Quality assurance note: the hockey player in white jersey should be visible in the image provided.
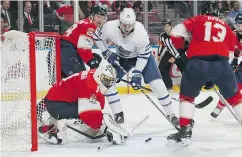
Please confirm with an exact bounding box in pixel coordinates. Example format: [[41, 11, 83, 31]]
[[93, 8, 179, 127]]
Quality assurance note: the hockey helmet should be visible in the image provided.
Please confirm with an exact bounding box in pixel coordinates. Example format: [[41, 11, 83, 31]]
[[91, 4, 107, 16], [119, 8, 136, 35], [235, 13, 242, 32], [235, 13, 242, 24], [163, 19, 171, 26], [201, 1, 219, 17], [93, 63, 117, 94]]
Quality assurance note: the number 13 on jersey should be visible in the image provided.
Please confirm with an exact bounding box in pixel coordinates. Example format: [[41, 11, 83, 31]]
[[204, 22, 226, 42]]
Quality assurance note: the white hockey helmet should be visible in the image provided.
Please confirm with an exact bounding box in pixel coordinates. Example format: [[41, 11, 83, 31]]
[[119, 8, 136, 35], [93, 64, 117, 94]]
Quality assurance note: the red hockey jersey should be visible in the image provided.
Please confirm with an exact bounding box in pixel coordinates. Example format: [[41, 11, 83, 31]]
[[61, 18, 97, 63], [182, 15, 235, 58], [45, 70, 105, 109]]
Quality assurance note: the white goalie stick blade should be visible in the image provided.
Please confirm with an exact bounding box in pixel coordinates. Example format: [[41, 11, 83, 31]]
[[103, 114, 130, 137]]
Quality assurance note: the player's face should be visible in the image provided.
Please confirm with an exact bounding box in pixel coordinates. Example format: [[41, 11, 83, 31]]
[[236, 23, 242, 34], [164, 24, 172, 34], [93, 14, 106, 27], [119, 22, 135, 35]]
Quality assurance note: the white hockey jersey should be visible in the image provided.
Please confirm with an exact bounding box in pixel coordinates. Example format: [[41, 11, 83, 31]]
[[93, 20, 151, 72], [94, 20, 151, 58]]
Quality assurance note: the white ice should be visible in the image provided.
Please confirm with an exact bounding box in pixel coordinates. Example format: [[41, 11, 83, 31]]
[[2, 91, 242, 157]]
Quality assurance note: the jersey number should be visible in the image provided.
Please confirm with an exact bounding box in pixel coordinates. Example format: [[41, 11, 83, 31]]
[[204, 22, 226, 42]]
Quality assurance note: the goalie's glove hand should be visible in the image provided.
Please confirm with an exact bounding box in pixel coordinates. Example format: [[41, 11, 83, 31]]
[[204, 81, 214, 90], [231, 58, 238, 70], [130, 70, 142, 90], [106, 129, 127, 145], [87, 53, 102, 69], [102, 49, 120, 66]]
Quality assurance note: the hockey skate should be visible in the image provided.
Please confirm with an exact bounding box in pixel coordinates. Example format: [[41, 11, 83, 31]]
[[167, 125, 192, 147], [167, 114, 180, 129], [211, 107, 223, 118], [114, 111, 124, 124], [38, 119, 68, 144]]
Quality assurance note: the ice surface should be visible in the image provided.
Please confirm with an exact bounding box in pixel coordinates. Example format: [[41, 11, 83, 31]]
[[2, 91, 242, 157]]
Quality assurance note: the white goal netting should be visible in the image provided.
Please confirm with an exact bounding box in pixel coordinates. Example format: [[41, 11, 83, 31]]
[[1, 31, 59, 151]]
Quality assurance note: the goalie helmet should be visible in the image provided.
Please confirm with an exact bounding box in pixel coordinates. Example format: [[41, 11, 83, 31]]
[[93, 64, 117, 94], [119, 8, 136, 35]]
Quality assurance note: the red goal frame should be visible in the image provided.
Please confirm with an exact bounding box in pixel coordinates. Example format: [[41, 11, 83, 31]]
[[28, 32, 61, 151]]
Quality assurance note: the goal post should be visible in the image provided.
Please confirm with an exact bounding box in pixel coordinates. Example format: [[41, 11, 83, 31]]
[[1, 31, 61, 151]]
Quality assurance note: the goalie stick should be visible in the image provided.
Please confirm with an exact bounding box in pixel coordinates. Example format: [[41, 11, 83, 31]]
[[120, 79, 213, 109]]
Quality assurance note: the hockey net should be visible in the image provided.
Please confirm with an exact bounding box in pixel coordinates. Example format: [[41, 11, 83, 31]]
[[1, 31, 61, 151]]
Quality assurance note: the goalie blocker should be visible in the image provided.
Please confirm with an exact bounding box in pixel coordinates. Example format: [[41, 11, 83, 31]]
[[39, 64, 129, 145]]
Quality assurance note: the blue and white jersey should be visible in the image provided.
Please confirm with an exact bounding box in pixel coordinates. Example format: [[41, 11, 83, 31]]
[[94, 20, 151, 72]]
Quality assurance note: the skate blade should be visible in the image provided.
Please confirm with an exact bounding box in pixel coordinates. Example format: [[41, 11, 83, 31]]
[[166, 138, 191, 147], [39, 133, 59, 144]]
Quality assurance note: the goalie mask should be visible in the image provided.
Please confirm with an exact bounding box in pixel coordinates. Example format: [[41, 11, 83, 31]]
[[119, 8, 136, 35], [93, 64, 117, 94]]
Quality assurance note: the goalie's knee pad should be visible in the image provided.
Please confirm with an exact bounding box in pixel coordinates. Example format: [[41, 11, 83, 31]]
[[105, 87, 123, 114], [149, 79, 171, 106]]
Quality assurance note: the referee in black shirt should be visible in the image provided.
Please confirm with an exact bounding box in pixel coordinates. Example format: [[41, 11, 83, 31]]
[[157, 19, 188, 90]]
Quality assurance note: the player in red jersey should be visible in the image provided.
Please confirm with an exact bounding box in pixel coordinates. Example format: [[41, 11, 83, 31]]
[[60, 4, 124, 125], [166, 1, 242, 146], [39, 64, 130, 145], [210, 12, 242, 118], [60, 5, 106, 78]]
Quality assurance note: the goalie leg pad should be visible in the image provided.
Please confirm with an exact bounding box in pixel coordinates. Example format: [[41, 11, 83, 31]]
[[103, 113, 130, 137]]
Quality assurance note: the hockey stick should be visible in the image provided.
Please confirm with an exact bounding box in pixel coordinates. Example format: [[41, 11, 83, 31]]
[[139, 88, 180, 131], [213, 87, 242, 126], [67, 125, 107, 139], [97, 115, 150, 151], [120, 79, 213, 108]]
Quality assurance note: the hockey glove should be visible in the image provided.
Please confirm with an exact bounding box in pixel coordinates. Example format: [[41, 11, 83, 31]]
[[87, 58, 100, 69], [204, 81, 214, 90], [102, 49, 120, 66], [231, 58, 238, 70], [130, 70, 142, 90], [87, 53, 102, 69]]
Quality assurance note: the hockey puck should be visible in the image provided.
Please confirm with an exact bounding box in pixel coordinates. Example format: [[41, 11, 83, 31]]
[[145, 137, 152, 143], [97, 146, 101, 150]]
